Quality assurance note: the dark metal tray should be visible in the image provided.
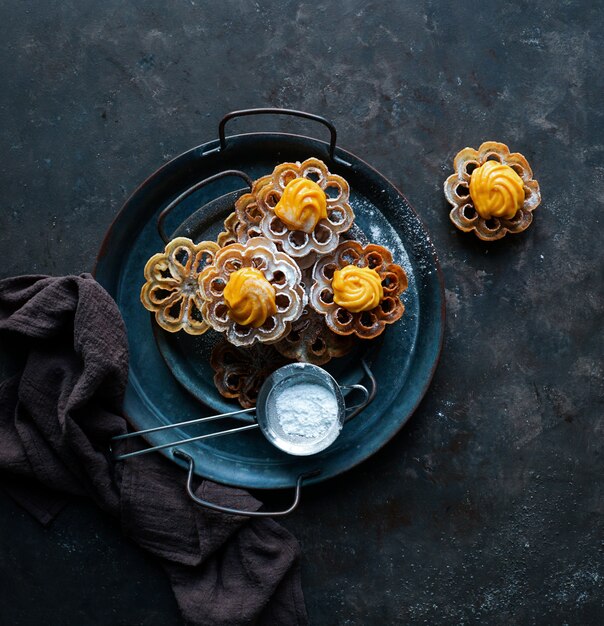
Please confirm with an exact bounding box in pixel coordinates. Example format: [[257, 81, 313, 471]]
[[94, 110, 445, 490]]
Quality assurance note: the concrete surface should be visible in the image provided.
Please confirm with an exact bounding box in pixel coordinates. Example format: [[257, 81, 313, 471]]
[[1, 1, 602, 624]]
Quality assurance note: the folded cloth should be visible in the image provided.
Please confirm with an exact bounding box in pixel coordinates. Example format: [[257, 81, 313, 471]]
[[0, 274, 308, 626]]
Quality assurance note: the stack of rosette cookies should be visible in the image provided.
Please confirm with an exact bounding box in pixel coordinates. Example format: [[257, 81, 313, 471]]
[[141, 157, 408, 407]]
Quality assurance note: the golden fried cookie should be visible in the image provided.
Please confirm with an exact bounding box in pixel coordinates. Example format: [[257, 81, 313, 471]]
[[309, 240, 408, 339], [444, 141, 541, 241], [274, 307, 355, 365], [223, 267, 277, 328], [140, 237, 219, 335], [216, 211, 240, 248], [274, 177, 328, 233], [210, 340, 291, 408], [255, 158, 354, 267], [199, 237, 306, 346]]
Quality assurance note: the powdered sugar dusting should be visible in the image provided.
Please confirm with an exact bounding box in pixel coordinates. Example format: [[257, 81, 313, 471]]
[[350, 192, 417, 284], [275, 382, 339, 439]]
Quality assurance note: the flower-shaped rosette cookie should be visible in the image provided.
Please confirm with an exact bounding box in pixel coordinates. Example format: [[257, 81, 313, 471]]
[[256, 158, 354, 267], [444, 141, 541, 241], [140, 237, 219, 335], [216, 211, 240, 248], [310, 241, 408, 339], [275, 307, 355, 365], [199, 238, 306, 346], [217, 176, 272, 248], [225, 174, 271, 245], [210, 340, 291, 408]]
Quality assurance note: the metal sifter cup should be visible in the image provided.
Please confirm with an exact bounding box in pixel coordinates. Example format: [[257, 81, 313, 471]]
[[257, 363, 369, 456]]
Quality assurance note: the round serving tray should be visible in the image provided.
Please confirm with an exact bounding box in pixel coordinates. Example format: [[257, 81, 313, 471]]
[[94, 111, 445, 490]]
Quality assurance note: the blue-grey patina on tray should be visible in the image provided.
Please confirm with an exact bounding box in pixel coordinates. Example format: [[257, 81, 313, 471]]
[[94, 132, 445, 489]]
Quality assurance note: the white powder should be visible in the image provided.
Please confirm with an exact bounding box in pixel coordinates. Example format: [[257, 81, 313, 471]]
[[275, 383, 339, 439]]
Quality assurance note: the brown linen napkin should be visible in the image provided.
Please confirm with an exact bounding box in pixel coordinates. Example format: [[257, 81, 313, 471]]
[[0, 274, 308, 626]]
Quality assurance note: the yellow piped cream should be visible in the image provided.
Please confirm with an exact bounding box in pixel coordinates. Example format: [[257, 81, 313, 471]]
[[223, 267, 276, 328], [332, 265, 383, 313], [274, 177, 327, 233], [469, 161, 525, 220]]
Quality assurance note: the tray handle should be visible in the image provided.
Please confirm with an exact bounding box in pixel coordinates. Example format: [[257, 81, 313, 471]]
[[173, 449, 321, 517], [157, 169, 253, 244], [218, 108, 338, 162]]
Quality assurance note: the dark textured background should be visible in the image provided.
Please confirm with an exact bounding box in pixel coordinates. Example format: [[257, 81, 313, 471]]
[[1, 1, 603, 624]]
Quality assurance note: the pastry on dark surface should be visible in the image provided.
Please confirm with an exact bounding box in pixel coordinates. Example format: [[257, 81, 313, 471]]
[[444, 141, 541, 241]]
